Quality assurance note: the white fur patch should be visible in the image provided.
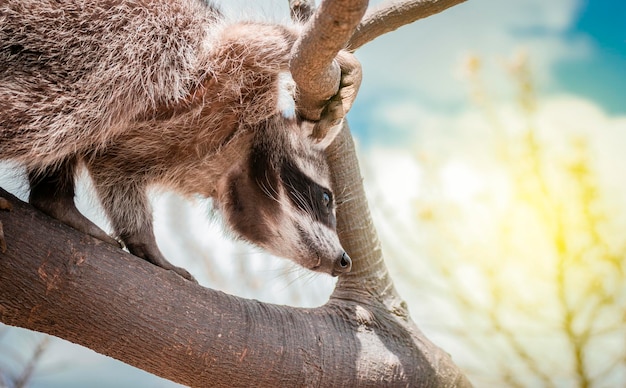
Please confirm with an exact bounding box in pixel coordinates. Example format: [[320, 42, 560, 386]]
[[277, 72, 296, 118]]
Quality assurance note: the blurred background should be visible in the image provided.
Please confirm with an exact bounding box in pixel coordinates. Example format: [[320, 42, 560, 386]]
[[1, 0, 625, 386]]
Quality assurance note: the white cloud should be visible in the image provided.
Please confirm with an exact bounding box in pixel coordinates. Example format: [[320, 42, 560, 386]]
[[361, 94, 626, 229]]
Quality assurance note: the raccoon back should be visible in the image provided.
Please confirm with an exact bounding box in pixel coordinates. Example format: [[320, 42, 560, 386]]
[[0, 0, 217, 169]]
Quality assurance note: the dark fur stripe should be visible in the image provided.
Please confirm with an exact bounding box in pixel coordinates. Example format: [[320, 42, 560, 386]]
[[249, 141, 279, 197], [280, 158, 336, 229]]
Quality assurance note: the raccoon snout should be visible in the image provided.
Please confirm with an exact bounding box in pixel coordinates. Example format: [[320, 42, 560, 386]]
[[332, 251, 352, 276]]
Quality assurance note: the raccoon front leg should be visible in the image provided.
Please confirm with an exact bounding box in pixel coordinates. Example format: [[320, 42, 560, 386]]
[[89, 171, 196, 282], [28, 158, 120, 247], [0, 197, 12, 253]]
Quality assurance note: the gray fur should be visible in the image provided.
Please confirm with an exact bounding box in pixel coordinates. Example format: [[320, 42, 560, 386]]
[[0, 0, 352, 279]]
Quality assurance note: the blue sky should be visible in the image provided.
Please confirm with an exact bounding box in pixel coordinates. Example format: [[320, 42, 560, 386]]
[[349, 0, 625, 146], [556, 0, 626, 114]]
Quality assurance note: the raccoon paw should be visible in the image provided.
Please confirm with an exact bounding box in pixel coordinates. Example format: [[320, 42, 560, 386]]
[[311, 51, 362, 140], [0, 197, 12, 253], [151, 257, 197, 283], [335, 50, 362, 115], [30, 195, 121, 248], [170, 265, 196, 283], [125, 239, 197, 283]]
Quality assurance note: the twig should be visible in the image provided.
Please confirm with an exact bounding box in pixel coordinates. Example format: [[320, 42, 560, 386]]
[[348, 0, 468, 50], [13, 337, 50, 388]]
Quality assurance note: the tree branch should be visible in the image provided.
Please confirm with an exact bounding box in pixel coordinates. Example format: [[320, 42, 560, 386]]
[[348, 0, 469, 51], [325, 122, 392, 301], [0, 185, 471, 387], [289, 0, 368, 122], [289, 0, 468, 140]]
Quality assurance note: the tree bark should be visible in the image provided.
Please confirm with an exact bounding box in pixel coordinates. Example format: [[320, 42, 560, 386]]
[[348, 0, 469, 51]]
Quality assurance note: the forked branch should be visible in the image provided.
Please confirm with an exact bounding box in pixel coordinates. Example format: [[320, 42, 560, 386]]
[[289, 0, 468, 141], [349, 0, 469, 50]]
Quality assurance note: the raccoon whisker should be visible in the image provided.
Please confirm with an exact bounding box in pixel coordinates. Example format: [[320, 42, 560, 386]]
[[285, 180, 313, 214], [282, 268, 319, 289], [264, 171, 280, 197], [256, 178, 279, 203], [291, 189, 313, 214], [336, 195, 356, 206], [307, 185, 316, 211]]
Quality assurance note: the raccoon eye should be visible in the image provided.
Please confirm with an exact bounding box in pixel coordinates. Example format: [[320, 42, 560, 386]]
[[322, 191, 331, 208]]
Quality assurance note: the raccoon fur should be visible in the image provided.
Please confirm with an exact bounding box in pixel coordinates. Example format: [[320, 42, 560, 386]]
[[0, 0, 354, 281]]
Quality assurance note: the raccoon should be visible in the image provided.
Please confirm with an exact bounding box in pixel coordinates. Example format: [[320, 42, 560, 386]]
[[0, 0, 356, 281]]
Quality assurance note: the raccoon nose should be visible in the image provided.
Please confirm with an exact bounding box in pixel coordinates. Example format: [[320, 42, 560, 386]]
[[334, 251, 352, 275]]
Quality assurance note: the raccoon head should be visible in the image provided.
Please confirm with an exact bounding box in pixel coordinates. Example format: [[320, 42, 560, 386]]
[[217, 115, 351, 276]]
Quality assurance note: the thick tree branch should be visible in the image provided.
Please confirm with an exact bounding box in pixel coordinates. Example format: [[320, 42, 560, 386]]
[[348, 0, 469, 50], [0, 184, 471, 387]]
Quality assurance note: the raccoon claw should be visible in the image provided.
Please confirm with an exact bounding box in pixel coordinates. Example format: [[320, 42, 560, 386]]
[[171, 267, 197, 283], [114, 236, 126, 249], [157, 262, 197, 283], [0, 197, 12, 253], [124, 239, 197, 283], [312, 51, 362, 140]]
